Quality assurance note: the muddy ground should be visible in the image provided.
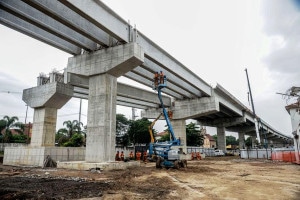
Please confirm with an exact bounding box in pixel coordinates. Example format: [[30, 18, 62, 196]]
[[0, 156, 299, 200]]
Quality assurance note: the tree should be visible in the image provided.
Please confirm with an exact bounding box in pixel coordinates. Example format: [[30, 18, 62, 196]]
[[55, 120, 84, 147], [245, 137, 253, 148], [186, 122, 204, 146], [116, 114, 130, 146], [63, 133, 84, 147], [0, 116, 24, 143], [58, 120, 83, 139], [127, 118, 152, 145], [226, 135, 238, 145], [159, 132, 170, 142]]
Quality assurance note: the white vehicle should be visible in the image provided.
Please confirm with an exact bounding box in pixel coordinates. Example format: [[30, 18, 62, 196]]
[[214, 150, 225, 156]]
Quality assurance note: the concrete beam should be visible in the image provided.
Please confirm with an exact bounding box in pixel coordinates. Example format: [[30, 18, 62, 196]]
[[213, 87, 244, 117], [132, 67, 196, 99], [124, 71, 184, 99], [1, 0, 97, 51], [22, 82, 73, 109], [200, 117, 246, 127], [72, 92, 150, 109], [66, 74, 171, 107], [226, 125, 255, 133], [137, 32, 211, 97], [23, 0, 110, 47], [59, 0, 129, 43], [0, 8, 81, 54], [142, 59, 203, 97], [117, 82, 171, 106], [172, 96, 219, 119], [67, 42, 144, 77]]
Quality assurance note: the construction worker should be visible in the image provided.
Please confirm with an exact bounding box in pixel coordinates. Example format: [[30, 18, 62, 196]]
[[159, 71, 164, 84], [168, 110, 173, 119], [115, 151, 120, 161], [120, 151, 124, 161], [153, 72, 159, 89], [196, 152, 201, 160], [143, 151, 148, 163], [191, 151, 195, 160], [129, 151, 134, 160], [136, 151, 141, 161]]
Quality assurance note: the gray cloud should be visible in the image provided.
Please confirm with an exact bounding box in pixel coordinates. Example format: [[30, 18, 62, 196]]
[[261, 0, 300, 91]]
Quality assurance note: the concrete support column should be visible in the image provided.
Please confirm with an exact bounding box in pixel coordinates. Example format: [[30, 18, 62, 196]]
[[238, 132, 245, 149], [30, 107, 57, 147], [172, 119, 187, 153], [217, 127, 226, 152], [85, 74, 117, 162]]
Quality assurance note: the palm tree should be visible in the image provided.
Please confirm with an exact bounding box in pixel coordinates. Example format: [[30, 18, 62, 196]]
[[0, 116, 24, 143], [59, 120, 83, 139]]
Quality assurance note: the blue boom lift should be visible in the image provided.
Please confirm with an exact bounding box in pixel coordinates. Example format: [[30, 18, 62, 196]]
[[149, 72, 187, 169]]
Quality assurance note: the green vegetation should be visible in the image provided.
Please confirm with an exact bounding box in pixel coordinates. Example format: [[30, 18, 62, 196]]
[[55, 120, 85, 147], [0, 116, 28, 143], [186, 122, 204, 146]]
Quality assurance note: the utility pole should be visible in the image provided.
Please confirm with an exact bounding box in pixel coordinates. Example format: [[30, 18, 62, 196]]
[[79, 98, 82, 124], [245, 68, 261, 144]]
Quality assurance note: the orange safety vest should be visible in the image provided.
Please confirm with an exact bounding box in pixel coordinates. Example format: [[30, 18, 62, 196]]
[[129, 152, 134, 158], [136, 151, 141, 160]]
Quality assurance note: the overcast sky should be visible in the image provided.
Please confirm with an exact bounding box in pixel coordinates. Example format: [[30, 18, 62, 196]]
[[0, 0, 299, 137]]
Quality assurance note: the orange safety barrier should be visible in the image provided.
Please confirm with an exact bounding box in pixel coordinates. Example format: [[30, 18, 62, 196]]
[[271, 151, 298, 163]]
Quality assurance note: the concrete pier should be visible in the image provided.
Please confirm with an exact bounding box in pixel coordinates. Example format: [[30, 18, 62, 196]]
[[217, 127, 226, 152]]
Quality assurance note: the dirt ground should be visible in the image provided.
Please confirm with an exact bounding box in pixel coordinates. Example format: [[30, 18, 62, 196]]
[[0, 156, 299, 200]]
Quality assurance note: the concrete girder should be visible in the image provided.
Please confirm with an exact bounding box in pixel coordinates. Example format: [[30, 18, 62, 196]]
[[226, 126, 255, 133], [59, 0, 129, 43], [22, 82, 73, 109], [172, 96, 219, 120], [200, 116, 246, 128], [132, 66, 196, 99], [137, 32, 211, 97], [117, 96, 158, 108], [22, 0, 110, 47], [73, 92, 150, 109], [67, 42, 144, 77], [57, 0, 212, 97], [213, 89, 244, 117], [141, 108, 166, 120], [142, 59, 203, 97], [0, 0, 97, 51], [0, 9, 81, 55], [65, 73, 171, 107], [124, 71, 184, 99], [117, 82, 171, 106]]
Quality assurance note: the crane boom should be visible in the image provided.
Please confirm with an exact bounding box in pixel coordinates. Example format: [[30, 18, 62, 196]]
[[148, 113, 163, 143]]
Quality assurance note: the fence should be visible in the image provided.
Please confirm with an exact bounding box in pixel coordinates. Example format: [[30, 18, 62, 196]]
[[240, 148, 297, 163], [187, 147, 215, 157], [0, 143, 28, 151]]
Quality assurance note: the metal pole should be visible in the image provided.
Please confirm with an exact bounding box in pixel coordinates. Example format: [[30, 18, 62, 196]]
[[79, 98, 82, 124], [25, 105, 30, 144], [245, 68, 261, 144]]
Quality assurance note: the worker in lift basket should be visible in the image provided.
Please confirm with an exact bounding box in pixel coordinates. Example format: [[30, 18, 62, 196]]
[[159, 71, 164, 84], [153, 72, 159, 88]]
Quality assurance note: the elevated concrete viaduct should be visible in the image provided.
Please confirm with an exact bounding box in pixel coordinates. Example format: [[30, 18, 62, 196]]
[[1, 0, 292, 168]]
